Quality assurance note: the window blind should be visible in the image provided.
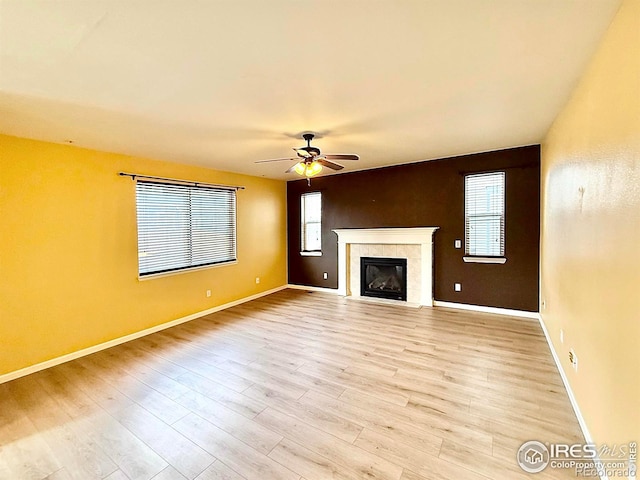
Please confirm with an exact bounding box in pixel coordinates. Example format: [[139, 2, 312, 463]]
[[136, 181, 236, 276], [465, 172, 505, 257], [301, 192, 322, 252]]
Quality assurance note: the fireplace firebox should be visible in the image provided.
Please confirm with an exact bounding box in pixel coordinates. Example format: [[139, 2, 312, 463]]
[[360, 257, 407, 301]]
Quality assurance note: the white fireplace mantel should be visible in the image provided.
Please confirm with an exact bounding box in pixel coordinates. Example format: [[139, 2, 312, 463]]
[[333, 227, 439, 306]]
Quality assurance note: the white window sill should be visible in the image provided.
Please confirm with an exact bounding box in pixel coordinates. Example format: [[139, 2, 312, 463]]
[[139, 260, 238, 280], [300, 251, 322, 257], [463, 256, 507, 264]]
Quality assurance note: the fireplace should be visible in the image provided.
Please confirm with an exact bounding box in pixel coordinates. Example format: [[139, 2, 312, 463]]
[[333, 227, 438, 306], [360, 257, 407, 301]]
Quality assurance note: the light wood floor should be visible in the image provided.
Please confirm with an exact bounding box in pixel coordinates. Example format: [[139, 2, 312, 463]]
[[0, 289, 585, 480]]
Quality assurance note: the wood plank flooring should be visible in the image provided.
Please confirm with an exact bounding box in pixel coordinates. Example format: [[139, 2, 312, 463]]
[[0, 289, 586, 479]]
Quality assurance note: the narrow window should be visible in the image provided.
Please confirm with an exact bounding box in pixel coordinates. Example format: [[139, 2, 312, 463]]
[[300, 192, 322, 254], [136, 181, 236, 276], [465, 172, 505, 257]]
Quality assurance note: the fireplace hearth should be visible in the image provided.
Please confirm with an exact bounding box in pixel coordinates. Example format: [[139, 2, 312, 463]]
[[360, 257, 407, 301]]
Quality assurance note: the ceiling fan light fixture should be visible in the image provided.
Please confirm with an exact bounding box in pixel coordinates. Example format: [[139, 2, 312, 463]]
[[293, 162, 307, 175], [305, 161, 323, 177]]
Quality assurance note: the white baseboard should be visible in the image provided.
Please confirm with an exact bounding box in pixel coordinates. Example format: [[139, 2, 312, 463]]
[[537, 315, 594, 443], [289, 290, 537, 316], [537, 315, 614, 480], [286, 284, 340, 295], [0, 285, 287, 385], [433, 300, 539, 319]]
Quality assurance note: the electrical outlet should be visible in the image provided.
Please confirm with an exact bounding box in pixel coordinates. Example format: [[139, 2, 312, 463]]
[[560, 329, 564, 344], [255, 277, 260, 284], [454, 239, 462, 249], [569, 349, 578, 371], [454, 283, 461, 292], [323, 272, 328, 280], [206, 290, 211, 298]]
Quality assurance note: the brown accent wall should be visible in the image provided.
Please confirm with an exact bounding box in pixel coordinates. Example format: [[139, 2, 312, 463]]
[[287, 145, 540, 311]]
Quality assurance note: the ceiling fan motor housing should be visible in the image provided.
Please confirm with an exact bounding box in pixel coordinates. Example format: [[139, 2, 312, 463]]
[[296, 134, 321, 158], [297, 147, 321, 159]]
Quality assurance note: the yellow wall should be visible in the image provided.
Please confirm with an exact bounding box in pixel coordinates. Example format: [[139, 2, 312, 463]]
[[0, 134, 287, 376], [541, 0, 639, 444]]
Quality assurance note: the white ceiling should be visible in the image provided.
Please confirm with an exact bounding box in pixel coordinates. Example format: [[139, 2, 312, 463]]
[[0, 0, 621, 180]]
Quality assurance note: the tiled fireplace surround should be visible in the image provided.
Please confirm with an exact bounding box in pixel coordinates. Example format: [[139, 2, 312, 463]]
[[333, 228, 439, 306]]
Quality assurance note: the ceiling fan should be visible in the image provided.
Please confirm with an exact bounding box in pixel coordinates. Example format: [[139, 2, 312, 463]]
[[255, 133, 359, 184]]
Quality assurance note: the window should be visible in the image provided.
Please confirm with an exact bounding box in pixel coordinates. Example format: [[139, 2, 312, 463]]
[[136, 181, 236, 276], [300, 192, 321, 254], [465, 171, 505, 258]]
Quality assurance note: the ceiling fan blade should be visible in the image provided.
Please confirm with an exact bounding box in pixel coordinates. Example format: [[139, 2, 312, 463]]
[[255, 157, 298, 164], [324, 154, 359, 161], [317, 159, 344, 171]]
